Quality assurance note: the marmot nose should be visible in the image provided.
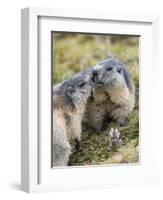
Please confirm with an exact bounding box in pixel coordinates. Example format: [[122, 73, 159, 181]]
[[91, 70, 98, 82], [92, 70, 98, 77]]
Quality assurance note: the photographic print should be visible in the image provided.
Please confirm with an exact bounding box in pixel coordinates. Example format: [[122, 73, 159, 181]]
[[21, 9, 159, 192], [52, 32, 139, 167]]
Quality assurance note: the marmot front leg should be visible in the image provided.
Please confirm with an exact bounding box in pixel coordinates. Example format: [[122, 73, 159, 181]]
[[53, 111, 72, 167], [110, 106, 130, 127], [70, 118, 82, 150], [117, 116, 127, 126], [85, 103, 106, 133], [53, 141, 71, 167], [53, 129, 71, 167], [91, 115, 104, 133]]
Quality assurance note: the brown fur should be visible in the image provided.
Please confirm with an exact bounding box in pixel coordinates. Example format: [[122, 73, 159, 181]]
[[53, 90, 87, 142], [52, 75, 92, 166], [84, 78, 135, 131]]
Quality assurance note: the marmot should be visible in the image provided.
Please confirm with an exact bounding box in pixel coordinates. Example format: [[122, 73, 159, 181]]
[[52, 73, 92, 166], [84, 58, 135, 132]]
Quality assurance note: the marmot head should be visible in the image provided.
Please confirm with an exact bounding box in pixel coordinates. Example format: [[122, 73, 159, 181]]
[[91, 58, 133, 92], [60, 74, 92, 108]]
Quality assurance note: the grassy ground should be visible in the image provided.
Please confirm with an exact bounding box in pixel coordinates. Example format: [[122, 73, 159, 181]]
[[52, 32, 139, 165]]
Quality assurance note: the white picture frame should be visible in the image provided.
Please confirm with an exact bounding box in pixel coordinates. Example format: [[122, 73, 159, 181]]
[[21, 7, 159, 193]]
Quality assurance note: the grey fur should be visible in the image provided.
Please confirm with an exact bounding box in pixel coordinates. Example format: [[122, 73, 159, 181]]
[[53, 74, 92, 166]]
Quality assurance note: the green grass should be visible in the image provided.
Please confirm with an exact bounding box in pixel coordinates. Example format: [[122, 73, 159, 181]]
[[52, 32, 139, 165]]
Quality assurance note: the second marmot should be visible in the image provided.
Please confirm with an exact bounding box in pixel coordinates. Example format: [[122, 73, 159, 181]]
[[84, 58, 135, 132], [53, 73, 92, 166]]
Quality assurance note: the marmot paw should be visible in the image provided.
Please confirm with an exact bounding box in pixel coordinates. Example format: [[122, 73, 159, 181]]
[[118, 117, 126, 127]]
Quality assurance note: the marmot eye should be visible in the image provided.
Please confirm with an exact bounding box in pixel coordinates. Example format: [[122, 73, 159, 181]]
[[67, 86, 72, 89], [78, 82, 86, 87], [106, 67, 113, 71], [118, 68, 122, 74]]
